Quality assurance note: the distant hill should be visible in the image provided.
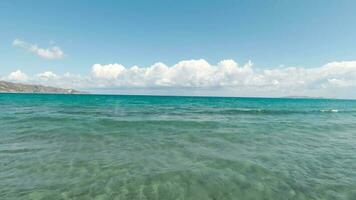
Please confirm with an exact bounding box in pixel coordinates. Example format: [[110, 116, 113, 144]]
[[282, 95, 326, 99], [0, 81, 84, 94]]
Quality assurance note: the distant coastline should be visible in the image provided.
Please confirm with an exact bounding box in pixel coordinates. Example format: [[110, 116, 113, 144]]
[[1, 81, 352, 100], [281, 95, 327, 99], [0, 80, 84, 94]]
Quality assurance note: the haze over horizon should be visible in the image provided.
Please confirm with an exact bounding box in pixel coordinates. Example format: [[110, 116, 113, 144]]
[[1, 0, 356, 98]]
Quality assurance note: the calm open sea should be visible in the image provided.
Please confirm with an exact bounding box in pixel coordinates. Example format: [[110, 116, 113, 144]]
[[1, 94, 356, 200]]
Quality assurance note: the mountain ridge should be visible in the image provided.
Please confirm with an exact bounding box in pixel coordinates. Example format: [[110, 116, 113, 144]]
[[0, 80, 84, 94]]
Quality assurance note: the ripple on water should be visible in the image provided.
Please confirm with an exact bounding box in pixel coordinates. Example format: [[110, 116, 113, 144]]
[[1, 94, 356, 200]]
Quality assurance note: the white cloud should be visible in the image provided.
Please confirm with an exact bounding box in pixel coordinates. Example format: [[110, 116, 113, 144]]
[[2, 59, 356, 98], [88, 59, 255, 88], [92, 63, 125, 79], [6, 70, 29, 82], [36, 71, 58, 81], [12, 39, 64, 60]]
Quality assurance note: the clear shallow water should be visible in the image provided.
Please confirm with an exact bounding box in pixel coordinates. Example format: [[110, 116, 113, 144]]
[[1, 94, 356, 200]]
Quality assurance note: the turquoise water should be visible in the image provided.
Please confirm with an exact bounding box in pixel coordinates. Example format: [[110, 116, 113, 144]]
[[1, 94, 356, 200]]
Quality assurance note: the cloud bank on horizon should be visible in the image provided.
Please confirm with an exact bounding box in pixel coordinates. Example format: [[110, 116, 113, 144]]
[[12, 39, 64, 60], [2, 59, 356, 98]]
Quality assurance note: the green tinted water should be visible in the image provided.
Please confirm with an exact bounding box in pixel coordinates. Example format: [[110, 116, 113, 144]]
[[1, 94, 356, 200]]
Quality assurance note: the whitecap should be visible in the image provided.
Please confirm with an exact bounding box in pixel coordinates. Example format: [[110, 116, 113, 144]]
[[320, 109, 339, 113]]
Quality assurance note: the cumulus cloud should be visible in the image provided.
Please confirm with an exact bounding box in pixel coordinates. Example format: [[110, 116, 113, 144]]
[[12, 39, 64, 60], [92, 64, 125, 79], [6, 70, 29, 82], [36, 71, 58, 81], [89, 59, 254, 88], [2, 59, 356, 98]]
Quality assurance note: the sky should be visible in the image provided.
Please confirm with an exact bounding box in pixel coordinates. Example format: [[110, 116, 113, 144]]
[[1, 0, 356, 98]]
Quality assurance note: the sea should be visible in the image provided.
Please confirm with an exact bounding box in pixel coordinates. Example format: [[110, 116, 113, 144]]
[[1, 93, 355, 200]]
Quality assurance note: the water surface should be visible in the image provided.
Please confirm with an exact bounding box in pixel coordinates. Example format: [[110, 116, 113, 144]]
[[1, 94, 356, 200]]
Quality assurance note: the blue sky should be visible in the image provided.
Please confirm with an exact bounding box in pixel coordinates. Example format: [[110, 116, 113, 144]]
[[1, 0, 356, 97]]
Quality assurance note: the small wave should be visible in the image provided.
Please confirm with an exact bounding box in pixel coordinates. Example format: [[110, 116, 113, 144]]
[[196, 108, 346, 115], [320, 109, 339, 113]]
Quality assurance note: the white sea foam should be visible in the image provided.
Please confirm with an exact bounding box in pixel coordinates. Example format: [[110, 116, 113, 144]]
[[320, 109, 339, 113]]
